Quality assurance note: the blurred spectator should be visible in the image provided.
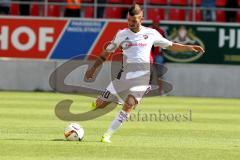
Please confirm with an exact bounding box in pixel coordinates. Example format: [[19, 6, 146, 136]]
[[150, 17, 166, 94], [64, 0, 81, 17], [19, 0, 30, 15], [97, 0, 107, 18], [226, 0, 238, 22], [201, 0, 215, 21], [0, 0, 10, 15], [122, 0, 132, 18]]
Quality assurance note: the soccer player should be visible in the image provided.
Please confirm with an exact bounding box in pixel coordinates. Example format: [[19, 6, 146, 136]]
[[84, 4, 204, 143]]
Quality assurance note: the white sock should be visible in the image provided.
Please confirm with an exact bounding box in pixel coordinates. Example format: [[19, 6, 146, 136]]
[[104, 110, 129, 137]]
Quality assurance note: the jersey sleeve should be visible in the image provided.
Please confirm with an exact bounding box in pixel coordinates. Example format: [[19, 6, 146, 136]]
[[105, 30, 121, 52], [153, 29, 173, 49]]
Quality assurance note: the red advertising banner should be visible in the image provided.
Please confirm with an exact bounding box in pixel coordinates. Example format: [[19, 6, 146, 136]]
[[0, 17, 67, 59]]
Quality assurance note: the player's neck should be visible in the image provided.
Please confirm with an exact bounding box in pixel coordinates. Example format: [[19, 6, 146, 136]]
[[130, 26, 142, 33]]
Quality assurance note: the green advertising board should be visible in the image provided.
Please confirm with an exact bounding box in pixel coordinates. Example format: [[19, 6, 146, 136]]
[[145, 21, 240, 65]]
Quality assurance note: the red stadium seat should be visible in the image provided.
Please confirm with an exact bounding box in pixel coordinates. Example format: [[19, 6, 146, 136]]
[[147, 8, 165, 20], [83, 6, 94, 18], [216, 10, 226, 22], [238, 0, 240, 6], [30, 3, 40, 16], [215, 0, 227, 7], [189, 9, 202, 21], [48, 5, 61, 17], [189, 0, 201, 6], [108, 0, 122, 3], [148, 0, 167, 5], [237, 11, 240, 22], [104, 7, 122, 18], [10, 4, 19, 15], [168, 9, 186, 20], [122, 0, 132, 4], [170, 0, 188, 5], [135, 0, 144, 4]]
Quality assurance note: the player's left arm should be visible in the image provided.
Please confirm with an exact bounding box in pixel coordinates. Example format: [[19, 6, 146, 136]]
[[167, 43, 205, 54]]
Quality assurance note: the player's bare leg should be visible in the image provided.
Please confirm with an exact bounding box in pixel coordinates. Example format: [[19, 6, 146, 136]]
[[92, 98, 111, 110], [101, 94, 138, 143]]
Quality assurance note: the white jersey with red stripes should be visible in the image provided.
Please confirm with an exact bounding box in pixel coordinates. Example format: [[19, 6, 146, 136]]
[[111, 25, 172, 64], [103, 26, 173, 103]]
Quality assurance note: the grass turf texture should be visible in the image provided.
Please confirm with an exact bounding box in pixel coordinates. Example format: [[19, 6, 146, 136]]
[[0, 91, 240, 160]]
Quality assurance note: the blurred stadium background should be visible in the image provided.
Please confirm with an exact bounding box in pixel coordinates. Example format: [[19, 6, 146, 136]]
[[0, 0, 240, 97], [0, 1, 240, 160]]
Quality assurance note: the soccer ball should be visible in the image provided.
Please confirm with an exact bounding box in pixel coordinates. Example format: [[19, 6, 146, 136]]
[[64, 123, 84, 141]]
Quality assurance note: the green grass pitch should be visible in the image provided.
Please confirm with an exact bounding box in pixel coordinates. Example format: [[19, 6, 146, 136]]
[[0, 91, 240, 160]]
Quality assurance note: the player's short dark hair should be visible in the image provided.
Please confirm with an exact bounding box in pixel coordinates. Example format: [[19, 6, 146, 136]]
[[128, 3, 142, 16]]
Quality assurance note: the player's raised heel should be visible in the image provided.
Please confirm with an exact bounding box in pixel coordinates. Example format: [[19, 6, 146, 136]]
[[101, 134, 111, 143]]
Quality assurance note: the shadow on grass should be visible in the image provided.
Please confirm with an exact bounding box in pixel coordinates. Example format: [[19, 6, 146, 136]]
[[0, 138, 101, 143], [52, 139, 100, 143]]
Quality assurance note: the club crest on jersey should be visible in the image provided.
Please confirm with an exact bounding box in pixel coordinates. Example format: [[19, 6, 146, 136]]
[[143, 35, 148, 39], [125, 37, 129, 40]]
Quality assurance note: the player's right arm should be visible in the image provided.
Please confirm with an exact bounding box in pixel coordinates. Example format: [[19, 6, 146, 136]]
[[84, 31, 121, 80]]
